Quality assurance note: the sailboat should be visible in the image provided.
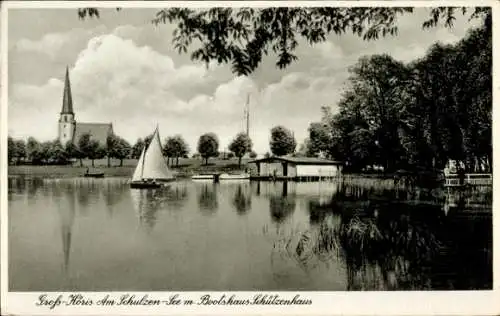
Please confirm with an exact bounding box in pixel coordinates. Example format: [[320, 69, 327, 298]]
[[130, 127, 175, 189]]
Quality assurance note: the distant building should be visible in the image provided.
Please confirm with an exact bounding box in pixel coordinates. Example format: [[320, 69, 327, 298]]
[[58, 67, 113, 146], [249, 156, 343, 179]]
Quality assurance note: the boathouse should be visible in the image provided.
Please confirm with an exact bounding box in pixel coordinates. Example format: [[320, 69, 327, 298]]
[[249, 156, 343, 180]]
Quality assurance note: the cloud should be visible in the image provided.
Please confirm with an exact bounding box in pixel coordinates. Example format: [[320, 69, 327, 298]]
[[8, 78, 64, 139], [9, 28, 344, 154], [14, 26, 108, 60]]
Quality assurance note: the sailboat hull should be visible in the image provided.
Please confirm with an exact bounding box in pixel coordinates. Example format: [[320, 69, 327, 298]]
[[130, 181, 163, 189]]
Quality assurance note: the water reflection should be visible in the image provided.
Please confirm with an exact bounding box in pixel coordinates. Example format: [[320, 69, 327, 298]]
[[232, 184, 252, 215], [130, 189, 165, 230], [269, 182, 296, 223], [8, 177, 492, 291], [164, 184, 189, 209], [197, 183, 218, 214], [283, 183, 493, 290], [75, 181, 101, 215], [58, 183, 75, 273]]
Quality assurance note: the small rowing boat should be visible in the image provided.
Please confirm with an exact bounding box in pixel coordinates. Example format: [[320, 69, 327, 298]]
[[84, 173, 104, 178], [83, 168, 104, 178]]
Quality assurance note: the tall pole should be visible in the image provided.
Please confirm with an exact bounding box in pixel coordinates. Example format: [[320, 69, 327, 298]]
[[245, 94, 250, 137]]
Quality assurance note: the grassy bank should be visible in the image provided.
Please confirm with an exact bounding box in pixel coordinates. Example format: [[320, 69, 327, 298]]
[[8, 157, 255, 179]]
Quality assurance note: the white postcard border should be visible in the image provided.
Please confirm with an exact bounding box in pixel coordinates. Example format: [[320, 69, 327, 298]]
[[1, 1, 499, 315]]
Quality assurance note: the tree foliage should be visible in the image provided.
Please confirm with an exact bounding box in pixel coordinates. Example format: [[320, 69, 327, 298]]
[[131, 138, 145, 159], [88, 140, 106, 167], [229, 132, 253, 167], [7, 137, 17, 164], [197, 133, 219, 165], [270, 126, 296, 157], [78, 133, 106, 167], [8, 136, 70, 165], [65, 140, 83, 166], [7, 137, 26, 164], [318, 19, 491, 174], [78, 7, 490, 76], [307, 112, 333, 157], [107, 135, 131, 167], [10, 133, 130, 167], [163, 135, 189, 166]]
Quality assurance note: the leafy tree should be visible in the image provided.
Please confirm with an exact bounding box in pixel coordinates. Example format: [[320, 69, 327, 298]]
[[78, 7, 490, 76], [321, 18, 491, 174], [348, 54, 410, 171], [297, 138, 310, 157], [26, 137, 42, 164], [227, 152, 235, 159], [229, 132, 253, 167], [105, 135, 132, 167], [162, 138, 174, 165], [130, 135, 153, 160], [197, 133, 219, 165], [77, 133, 92, 162], [106, 134, 118, 167], [113, 137, 132, 167], [87, 140, 106, 167], [49, 140, 69, 165], [270, 126, 296, 157], [14, 139, 26, 164], [65, 140, 83, 166], [164, 135, 189, 167], [264, 152, 271, 158], [144, 134, 154, 149], [8, 136, 16, 165], [307, 122, 332, 158], [249, 151, 257, 159], [131, 138, 145, 159]]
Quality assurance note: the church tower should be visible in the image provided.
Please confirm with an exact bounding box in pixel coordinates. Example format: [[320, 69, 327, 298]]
[[58, 66, 76, 145]]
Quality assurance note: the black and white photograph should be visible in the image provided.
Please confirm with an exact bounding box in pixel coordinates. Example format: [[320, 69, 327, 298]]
[[1, 1, 498, 314]]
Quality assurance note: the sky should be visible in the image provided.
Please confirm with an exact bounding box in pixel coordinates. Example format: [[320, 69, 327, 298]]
[[7, 7, 482, 154]]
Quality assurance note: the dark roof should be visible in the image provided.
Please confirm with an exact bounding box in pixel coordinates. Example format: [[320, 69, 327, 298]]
[[73, 123, 113, 145], [249, 156, 343, 165], [61, 66, 74, 114]]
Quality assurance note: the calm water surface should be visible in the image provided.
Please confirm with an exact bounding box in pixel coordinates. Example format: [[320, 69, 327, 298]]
[[8, 177, 492, 291]]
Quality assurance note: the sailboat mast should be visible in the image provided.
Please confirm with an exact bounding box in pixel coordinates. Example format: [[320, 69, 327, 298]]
[[140, 146, 146, 180]]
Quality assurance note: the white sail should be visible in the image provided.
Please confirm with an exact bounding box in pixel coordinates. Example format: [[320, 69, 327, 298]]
[[142, 128, 174, 180], [131, 146, 146, 182]]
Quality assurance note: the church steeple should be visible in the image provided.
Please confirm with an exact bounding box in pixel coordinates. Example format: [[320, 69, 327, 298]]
[[58, 66, 76, 145], [61, 66, 74, 114]]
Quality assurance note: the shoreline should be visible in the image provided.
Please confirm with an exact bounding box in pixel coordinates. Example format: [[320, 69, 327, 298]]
[[7, 159, 252, 180]]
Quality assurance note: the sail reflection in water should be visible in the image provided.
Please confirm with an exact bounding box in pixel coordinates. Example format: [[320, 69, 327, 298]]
[[8, 177, 492, 291], [130, 189, 163, 229]]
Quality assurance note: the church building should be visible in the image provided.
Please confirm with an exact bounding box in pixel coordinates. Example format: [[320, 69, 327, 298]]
[[58, 67, 113, 146]]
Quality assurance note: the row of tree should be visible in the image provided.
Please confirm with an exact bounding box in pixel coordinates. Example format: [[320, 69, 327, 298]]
[[304, 17, 491, 174], [9, 128, 296, 167], [9, 124, 302, 167]]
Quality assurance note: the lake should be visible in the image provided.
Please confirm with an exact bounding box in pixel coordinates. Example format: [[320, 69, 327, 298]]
[[8, 177, 492, 291]]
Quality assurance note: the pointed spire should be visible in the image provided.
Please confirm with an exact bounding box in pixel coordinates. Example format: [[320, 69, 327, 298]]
[[61, 66, 74, 114]]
